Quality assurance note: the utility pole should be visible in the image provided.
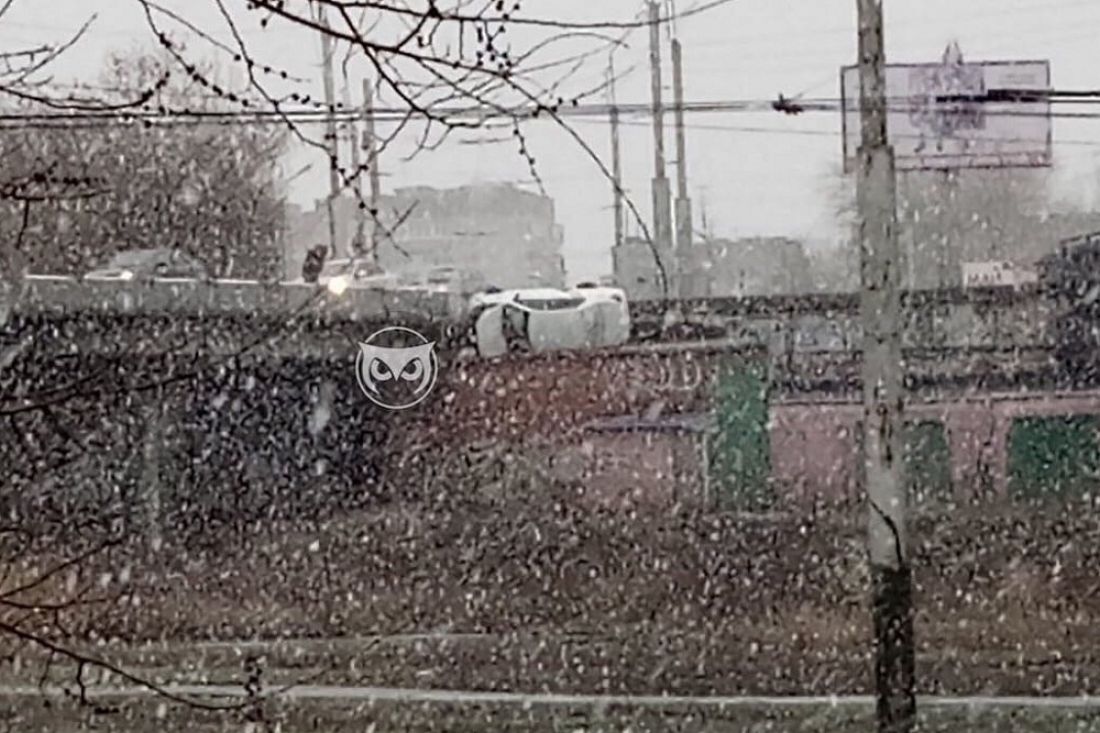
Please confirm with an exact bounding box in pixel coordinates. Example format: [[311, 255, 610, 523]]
[[343, 81, 367, 257], [316, 3, 341, 258], [648, 0, 675, 298], [855, 1, 915, 732], [608, 55, 624, 250], [700, 193, 709, 238], [671, 37, 693, 256], [362, 77, 382, 268]]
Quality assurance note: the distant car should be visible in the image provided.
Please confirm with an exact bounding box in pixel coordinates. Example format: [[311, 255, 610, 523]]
[[307, 258, 399, 294], [85, 248, 209, 282], [417, 265, 489, 295]]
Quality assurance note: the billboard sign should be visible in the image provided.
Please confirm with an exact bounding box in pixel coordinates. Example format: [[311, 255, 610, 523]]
[[841, 44, 1051, 172], [962, 261, 1038, 289]]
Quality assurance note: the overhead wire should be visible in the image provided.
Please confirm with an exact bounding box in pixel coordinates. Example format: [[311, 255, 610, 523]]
[[571, 116, 1100, 149], [1, 92, 1098, 127]]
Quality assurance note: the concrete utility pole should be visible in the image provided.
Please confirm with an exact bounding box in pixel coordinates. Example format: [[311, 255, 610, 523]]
[[671, 38, 693, 255], [316, 3, 341, 257], [647, 0, 675, 297], [608, 55, 625, 250], [343, 80, 367, 257], [855, 1, 915, 731], [362, 77, 383, 267]]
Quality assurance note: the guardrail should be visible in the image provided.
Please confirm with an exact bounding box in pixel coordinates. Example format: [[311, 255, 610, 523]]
[[15, 275, 470, 322], [7, 275, 1061, 358]]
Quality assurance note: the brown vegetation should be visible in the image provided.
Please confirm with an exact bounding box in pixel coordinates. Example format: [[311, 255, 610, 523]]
[[8, 486, 1100, 697]]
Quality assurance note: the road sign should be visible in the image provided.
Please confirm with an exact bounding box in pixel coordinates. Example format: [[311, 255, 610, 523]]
[[841, 44, 1051, 172]]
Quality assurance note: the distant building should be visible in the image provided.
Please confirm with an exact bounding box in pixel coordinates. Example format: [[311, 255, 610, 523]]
[[612, 237, 665, 300], [287, 183, 565, 288], [893, 209, 1100, 291], [612, 235, 812, 300]]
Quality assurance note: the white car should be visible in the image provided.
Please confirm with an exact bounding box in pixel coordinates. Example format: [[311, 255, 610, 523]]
[[572, 282, 627, 305], [470, 287, 577, 310], [470, 285, 631, 357]]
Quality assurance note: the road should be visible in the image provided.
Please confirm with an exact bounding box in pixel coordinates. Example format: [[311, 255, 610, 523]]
[[3, 683, 1099, 710]]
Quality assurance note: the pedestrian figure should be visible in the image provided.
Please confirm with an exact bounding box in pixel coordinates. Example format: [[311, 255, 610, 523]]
[[301, 244, 328, 283]]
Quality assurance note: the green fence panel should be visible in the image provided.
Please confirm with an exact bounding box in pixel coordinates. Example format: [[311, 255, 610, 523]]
[[903, 420, 952, 507], [710, 357, 772, 511], [1007, 415, 1100, 501]]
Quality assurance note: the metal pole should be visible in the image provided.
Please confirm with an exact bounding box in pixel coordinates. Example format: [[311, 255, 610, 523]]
[[672, 38, 693, 254], [855, 1, 915, 731], [648, 0, 674, 297], [317, 3, 341, 258], [343, 81, 366, 257], [608, 55, 624, 250], [943, 169, 957, 288], [362, 77, 382, 268]]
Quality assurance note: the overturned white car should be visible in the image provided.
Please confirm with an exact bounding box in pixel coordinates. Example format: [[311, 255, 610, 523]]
[[468, 284, 631, 358]]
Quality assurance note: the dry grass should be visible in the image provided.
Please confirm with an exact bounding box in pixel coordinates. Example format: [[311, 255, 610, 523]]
[[5, 495, 1100, 696]]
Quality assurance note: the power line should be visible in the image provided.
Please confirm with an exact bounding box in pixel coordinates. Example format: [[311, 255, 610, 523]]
[[4, 90, 1100, 128], [572, 116, 1100, 148], [0, 96, 1073, 118]]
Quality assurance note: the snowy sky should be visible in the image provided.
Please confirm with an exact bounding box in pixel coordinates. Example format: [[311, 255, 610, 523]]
[[3, 0, 1099, 281]]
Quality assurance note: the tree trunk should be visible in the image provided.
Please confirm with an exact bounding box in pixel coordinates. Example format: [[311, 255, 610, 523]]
[[1, 201, 31, 365]]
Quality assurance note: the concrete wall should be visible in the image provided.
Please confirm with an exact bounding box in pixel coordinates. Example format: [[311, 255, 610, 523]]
[[411, 347, 763, 448], [612, 240, 664, 300], [770, 392, 1100, 503], [549, 432, 707, 511]]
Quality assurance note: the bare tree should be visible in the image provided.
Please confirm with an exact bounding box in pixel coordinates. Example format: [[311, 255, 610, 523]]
[[1, 0, 735, 721], [2, 52, 288, 279]]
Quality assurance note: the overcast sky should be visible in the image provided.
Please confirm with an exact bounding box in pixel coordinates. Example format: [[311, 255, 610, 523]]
[[3, 0, 1099, 281]]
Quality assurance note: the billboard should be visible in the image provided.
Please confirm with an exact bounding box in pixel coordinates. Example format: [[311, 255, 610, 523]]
[[962, 261, 1038, 289], [841, 47, 1051, 173]]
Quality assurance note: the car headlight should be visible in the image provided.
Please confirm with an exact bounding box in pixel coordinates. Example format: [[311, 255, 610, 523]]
[[327, 274, 350, 296]]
